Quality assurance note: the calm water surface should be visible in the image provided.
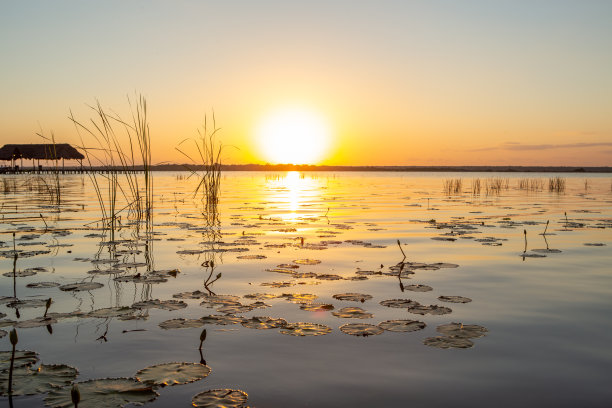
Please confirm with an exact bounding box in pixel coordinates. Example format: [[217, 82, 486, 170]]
[[1, 172, 611, 407]]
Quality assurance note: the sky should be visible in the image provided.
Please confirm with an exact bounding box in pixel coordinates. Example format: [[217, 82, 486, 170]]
[[1, 0, 611, 166]]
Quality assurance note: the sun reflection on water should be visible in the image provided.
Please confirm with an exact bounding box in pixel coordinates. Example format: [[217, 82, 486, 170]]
[[267, 171, 324, 222]]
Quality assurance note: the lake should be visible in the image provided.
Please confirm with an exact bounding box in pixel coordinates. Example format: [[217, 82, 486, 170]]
[[1, 171, 611, 407]]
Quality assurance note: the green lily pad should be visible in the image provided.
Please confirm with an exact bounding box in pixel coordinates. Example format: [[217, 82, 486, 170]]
[[3, 270, 37, 277], [333, 293, 373, 302], [423, 336, 474, 349], [59, 282, 104, 292], [438, 295, 472, 304], [243, 293, 278, 300], [280, 322, 332, 336], [159, 318, 204, 330], [0, 350, 39, 372], [200, 294, 242, 307], [44, 377, 158, 407], [279, 293, 318, 303], [339, 323, 384, 337], [436, 322, 488, 339], [241, 316, 288, 329], [378, 319, 426, 332], [408, 304, 452, 315], [135, 362, 211, 387], [380, 299, 420, 308], [332, 307, 373, 319], [7, 299, 49, 309], [0, 363, 77, 396], [192, 388, 248, 407], [216, 304, 254, 314], [173, 290, 207, 299]]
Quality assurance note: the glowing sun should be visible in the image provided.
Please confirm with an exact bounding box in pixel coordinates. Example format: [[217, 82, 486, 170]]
[[256, 107, 331, 164]]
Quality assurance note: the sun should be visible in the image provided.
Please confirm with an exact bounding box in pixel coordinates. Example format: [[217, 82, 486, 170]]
[[256, 107, 331, 164]]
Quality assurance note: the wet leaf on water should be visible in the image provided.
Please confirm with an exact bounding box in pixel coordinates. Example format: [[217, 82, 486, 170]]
[[26, 282, 61, 288], [423, 336, 474, 349], [436, 322, 488, 339], [159, 318, 204, 330], [173, 290, 207, 299], [279, 293, 318, 303], [277, 263, 299, 269], [44, 377, 158, 407], [0, 350, 38, 371], [88, 307, 135, 319], [299, 303, 334, 312], [192, 388, 248, 408], [200, 294, 242, 307], [332, 307, 373, 319], [59, 282, 104, 292], [315, 274, 343, 280], [176, 249, 206, 255], [7, 299, 50, 309], [531, 248, 562, 253], [150, 269, 180, 278], [200, 315, 246, 325], [408, 304, 452, 315], [216, 304, 254, 314], [584, 243, 606, 246], [243, 293, 277, 300], [241, 316, 288, 329], [236, 254, 267, 259], [260, 281, 294, 288], [405, 284, 433, 292], [280, 322, 332, 336], [135, 362, 211, 387], [438, 295, 472, 304], [0, 363, 77, 396], [378, 319, 426, 333], [292, 259, 321, 265], [380, 299, 420, 309], [339, 323, 384, 337], [132, 299, 187, 311], [3, 270, 38, 277], [431, 263, 460, 268], [520, 253, 547, 258], [15, 316, 58, 328]]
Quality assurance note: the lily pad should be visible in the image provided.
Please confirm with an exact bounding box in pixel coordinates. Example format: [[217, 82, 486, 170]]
[[380, 299, 420, 309], [216, 304, 254, 314], [243, 293, 278, 300], [436, 322, 488, 339], [332, 293, 373, 302], [173, 290, 207, 299], [438, 295, 472, 304], [332, 307, 373, 319], [192, 388, 248, 407], [0, 350, 39, 371], [279, 293, 318, 303], [135, 362, 211, 387], [407, 304, 452, 315], [0, 363, 77, 396], [299, 303, 334, 312], [292, 259, 321, 265], [200, 315, 246, 325], [241, 316, 288, 329], [339, 323, 384, 337], [280, 322, 332, 336], [88, 307, 135, 319], [236, 254, 267, 259], [44, 377, 158, 407], [378, 319, 426, 332], [159, 318, 204, 330], [132, 299, 187, 311], [15, 316, 58, 328], [26, 282, 61, 288], [7, 299, 49, 309], [405, 284, 433, 292], [423, 336, 474, 349], [59, 282, 104, 292], [3, 270, 37, 277]]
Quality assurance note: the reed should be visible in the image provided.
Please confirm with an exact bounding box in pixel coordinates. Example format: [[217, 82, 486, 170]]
[[70, 95, 153, 237], [176, 114, 223, 215], [443, 178, 462, 195], [518, 178, 544, 192], [471, 178, 481, 195], [548, 177, 566, 193]]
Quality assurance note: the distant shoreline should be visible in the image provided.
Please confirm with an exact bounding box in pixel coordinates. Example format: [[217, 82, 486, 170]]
[[149, 164, 612, 173]]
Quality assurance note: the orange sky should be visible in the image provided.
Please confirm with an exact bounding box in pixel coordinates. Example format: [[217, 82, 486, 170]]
[[1, 1, 611, 166]]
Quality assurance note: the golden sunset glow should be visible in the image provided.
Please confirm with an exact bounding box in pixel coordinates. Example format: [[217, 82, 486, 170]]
[[256, 108, 331, 164]]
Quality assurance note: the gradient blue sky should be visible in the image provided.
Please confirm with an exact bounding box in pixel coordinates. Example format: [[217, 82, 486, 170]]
[[1, 1, 611, 165]]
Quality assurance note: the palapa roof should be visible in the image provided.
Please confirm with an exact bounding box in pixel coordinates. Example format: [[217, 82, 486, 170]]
[[0, 144, 84, 161]]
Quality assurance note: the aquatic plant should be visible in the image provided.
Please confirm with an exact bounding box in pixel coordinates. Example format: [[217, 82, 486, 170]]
[[176, 114, 223, 215], [548, 177, 566, 192], [443, 178, 462, 195], [471, 178, 481, 195]]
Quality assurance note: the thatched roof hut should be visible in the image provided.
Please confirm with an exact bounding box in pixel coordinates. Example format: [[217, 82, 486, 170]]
[[0, 144, 84, 161]]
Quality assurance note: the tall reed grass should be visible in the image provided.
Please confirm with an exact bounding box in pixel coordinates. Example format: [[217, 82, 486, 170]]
[[443, 178, 462, 195], [548, 177, 566, 193]]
